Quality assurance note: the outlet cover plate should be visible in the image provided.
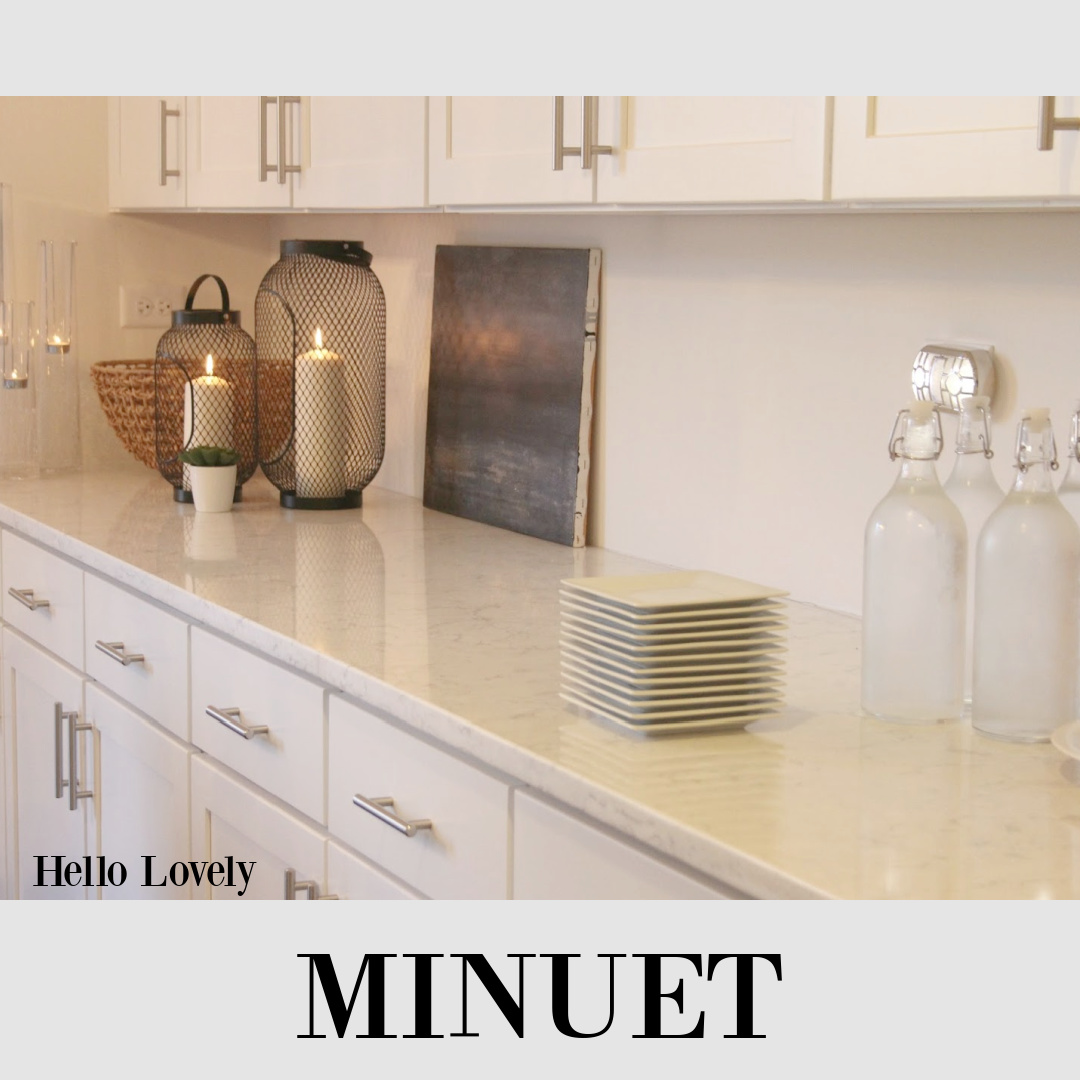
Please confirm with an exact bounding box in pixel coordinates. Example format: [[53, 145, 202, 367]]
[[119, 283, 187, 329]]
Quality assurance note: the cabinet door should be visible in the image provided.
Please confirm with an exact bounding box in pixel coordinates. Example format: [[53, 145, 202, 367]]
[[513, 790, 739, 900], [294, 97, 428, 210], [86, 685, 190, 900], [3, 629, 88, 900], [185, 96, 293, 209], [428, 96, 595, 206], [327, 839, 422, 900], [108, 97, 186, 210], [595, 96, 829, 204], [190, 755, 326, 900], [832, 96, 1080, 201]]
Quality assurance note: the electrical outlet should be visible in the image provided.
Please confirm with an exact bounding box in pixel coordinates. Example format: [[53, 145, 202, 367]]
[[119, 284, 187, 329]]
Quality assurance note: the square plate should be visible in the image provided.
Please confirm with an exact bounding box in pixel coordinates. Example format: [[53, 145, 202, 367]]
[[559, 637, 786, 677], [560, 609, 787, 646], [560, 623, 785, 659], [560, 666, 783, 710], [561, 571, 788, 613], [560, 592, 787, 630], [560, 689, 780, 736], [560, 656, 784, 699]]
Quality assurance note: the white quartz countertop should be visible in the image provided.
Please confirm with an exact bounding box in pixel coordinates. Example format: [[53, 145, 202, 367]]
[[3, 464, 1080, 900]]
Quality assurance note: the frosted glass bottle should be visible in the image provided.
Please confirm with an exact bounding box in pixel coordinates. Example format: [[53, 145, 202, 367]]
[[942, 396, 1005, 705], [862, 401, 966, 723], [1057, 404, 1080, 526], [972, 409, 1080, 742]]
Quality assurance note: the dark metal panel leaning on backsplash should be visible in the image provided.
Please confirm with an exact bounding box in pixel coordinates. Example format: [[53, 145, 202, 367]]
[[424, 244, 600, 547]]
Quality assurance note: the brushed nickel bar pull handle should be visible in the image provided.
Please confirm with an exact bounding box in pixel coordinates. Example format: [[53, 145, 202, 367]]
[[1037, 96, 1080, 151], [352, 794, 432, 838], [278, 96, 301, 184], [159, 100, 181, 186], [206, 705, 269, 740], [54, 703, 69, 800], [259, 96, 276, 181], [284, 868, 335, 899], [552, 96, 581, 171], [95, 640, 145, 667], [9, 587, 49, 611], [581, 96, 613, 170], [67, 711, 93, 812]]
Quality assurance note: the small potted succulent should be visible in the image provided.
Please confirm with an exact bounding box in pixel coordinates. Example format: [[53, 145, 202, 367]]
[[179, 445, 239, 513]]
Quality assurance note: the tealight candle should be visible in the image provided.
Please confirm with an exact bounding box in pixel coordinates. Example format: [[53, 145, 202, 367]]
[[294, 328, 347, 499]]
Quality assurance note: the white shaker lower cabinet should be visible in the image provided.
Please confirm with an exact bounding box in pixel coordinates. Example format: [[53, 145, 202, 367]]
[[190, 755, 326, 900], [2, 629, 89, 900], [512, 790, 739, 900], [328, 696, 511, 899], [85, 684, 190, 899], [327, 839, 422, 901]]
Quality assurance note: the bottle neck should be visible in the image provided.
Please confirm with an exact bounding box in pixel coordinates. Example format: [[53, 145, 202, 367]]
[[898, 457, 940, 483], [1013, 459, 1057, 494]]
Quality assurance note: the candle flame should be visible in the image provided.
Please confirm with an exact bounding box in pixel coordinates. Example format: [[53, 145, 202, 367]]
[[205, 354, 214, 376], [313, 328, 323, 350]]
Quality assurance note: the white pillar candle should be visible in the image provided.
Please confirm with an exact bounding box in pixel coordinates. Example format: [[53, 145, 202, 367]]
[[182, 354, 234, 489], [294, 328, 348, 499]]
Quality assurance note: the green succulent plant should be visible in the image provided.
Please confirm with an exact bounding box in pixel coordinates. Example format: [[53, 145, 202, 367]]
[[178, 445, 240, 468]]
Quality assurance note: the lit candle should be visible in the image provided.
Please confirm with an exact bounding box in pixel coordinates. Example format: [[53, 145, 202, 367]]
[[182, 354, 234, 489], [294, 328, 347, 499]]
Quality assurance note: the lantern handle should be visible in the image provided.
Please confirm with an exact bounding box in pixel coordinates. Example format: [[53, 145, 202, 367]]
[[184, 274, 230, 314]]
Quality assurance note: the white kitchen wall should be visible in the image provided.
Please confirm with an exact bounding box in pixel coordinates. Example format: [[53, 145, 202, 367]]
[[7, 98, 1080, 616]]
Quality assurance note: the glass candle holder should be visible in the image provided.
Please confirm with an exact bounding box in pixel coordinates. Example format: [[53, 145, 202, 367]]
[[41, 240, 75, 353]]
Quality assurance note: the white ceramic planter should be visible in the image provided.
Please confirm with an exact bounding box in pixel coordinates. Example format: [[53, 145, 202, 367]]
[[188, 464, 237, 513]]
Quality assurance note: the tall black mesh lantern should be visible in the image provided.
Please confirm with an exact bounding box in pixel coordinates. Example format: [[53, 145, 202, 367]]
[[255, 240, 386, 510], [154, 274, 257, 503]]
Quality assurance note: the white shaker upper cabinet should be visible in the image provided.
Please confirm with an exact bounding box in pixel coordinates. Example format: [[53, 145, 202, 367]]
[[832, 96, 1080, 201], [428, 96, 595, 206], [108, 97, 186, 210], [293, 97, 427, 210], [185, 96, 293, 210], [594, 96, 830, 204]]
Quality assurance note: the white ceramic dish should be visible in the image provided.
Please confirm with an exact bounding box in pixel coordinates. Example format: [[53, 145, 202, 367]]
[[560, 678, 782, 721], [559, 591, 786, 628], [560, 609, 787, 646], [560, 666, 783, 709], [560, 657, 784, 699], [559, 637, 785, 677], [561, 571, 788, 614], [1050, 722, 1080, 760], [559, 689, 780, 736], [560, 623, 785, 659]]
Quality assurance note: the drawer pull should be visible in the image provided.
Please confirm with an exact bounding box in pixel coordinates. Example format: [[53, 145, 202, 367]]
[[1037, 96, 1080, 151], [206, 705, 269, 741], [54, 703, 71, 799], [95, 640, 145, 667], [9, 587, 49, 611], [352, 794, 432, 838], [284, 868, 337, 900]]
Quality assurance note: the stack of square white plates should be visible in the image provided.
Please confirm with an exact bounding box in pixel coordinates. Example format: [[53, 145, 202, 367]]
[[559, 571, 788, 736]]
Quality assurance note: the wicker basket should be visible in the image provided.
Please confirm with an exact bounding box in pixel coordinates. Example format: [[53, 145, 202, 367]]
[[90, 360, 161, 470]]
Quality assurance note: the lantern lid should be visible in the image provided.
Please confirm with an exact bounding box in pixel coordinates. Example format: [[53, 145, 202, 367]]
[[280, 239, 372, 267], [172, 274, 242, 328]]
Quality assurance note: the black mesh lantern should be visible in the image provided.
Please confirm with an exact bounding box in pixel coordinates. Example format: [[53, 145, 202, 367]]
[[254, 240, 386, 510], [154, 274, 257, 503]]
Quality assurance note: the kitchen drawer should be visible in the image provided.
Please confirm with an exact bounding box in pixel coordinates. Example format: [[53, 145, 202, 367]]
[[513, 790, 740, 900], [84, 574, 189, 740], [1, 531, 84, 670], [328, 696, 510, 899], [190, 628, 325, 824]]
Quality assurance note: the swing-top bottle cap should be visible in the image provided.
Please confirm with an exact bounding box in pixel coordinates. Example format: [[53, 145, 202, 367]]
[[1021, 407, 1050, 430], [908, 399, 935, 421], [962, 395, 991, 413], [890, 399, 942, 460]]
